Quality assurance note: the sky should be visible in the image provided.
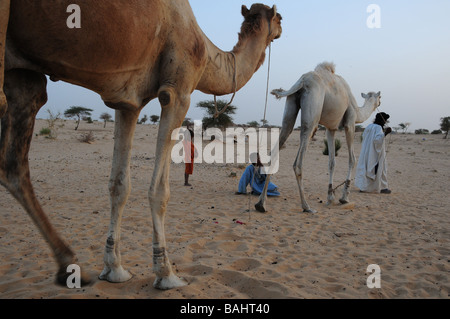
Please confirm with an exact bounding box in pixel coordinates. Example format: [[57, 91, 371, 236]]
[[38, 0, 450, 131]]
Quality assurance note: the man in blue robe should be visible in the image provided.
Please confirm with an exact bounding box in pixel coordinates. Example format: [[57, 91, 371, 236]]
[[237, 153, 280, 196]]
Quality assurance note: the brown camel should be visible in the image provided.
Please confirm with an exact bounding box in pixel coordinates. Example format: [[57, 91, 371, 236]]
[[0, 1, 282, 290]]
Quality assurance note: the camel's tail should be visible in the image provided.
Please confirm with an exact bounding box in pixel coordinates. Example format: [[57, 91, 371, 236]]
[[0, 0, 10, 118], [271, 77, 304, 100], [274, 79, 305, 150]]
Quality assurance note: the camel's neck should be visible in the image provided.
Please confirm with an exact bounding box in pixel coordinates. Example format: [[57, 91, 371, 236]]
[[355, 100, 377, 124], [196, 30, 268, 96]]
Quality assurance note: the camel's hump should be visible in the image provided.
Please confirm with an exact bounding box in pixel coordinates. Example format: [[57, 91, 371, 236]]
[[315, 62, 336, 74]]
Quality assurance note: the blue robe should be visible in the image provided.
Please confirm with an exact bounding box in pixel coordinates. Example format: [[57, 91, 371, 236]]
[[238, 165, 280, 196]]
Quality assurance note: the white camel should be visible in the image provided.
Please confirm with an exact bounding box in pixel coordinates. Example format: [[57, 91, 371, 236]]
[[255, 62, 381, 213]]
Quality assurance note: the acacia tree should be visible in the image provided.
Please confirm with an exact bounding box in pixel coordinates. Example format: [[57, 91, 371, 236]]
[[99, 112, 112, 128], [247, 121, 259, 128], [139, 114, 148, 124], [150, 115, 160, 124], [398, 122, 411, 134], [197, 100, 236, 130], [440, 116, 450, 139], [64, 106, 93, 130]]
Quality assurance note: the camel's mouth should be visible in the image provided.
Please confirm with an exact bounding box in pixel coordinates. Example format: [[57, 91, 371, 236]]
[[273, 31, 282, 40], [271, 29, 282, 41], [272, 13, 283, 40]]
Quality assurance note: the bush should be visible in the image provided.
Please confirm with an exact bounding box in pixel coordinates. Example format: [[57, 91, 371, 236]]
[[79, 131, 95, 144], [44, 109, 61, 139], [415, 129, 429, 135], [323, 139, 341, 156], [39, 127, 51, 136]]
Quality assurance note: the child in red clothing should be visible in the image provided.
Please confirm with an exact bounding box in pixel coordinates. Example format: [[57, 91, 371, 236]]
[[183, 128, 197, 186]]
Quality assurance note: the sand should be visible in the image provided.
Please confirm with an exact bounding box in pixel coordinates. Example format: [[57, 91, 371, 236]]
[[0, 119, 449, 299]]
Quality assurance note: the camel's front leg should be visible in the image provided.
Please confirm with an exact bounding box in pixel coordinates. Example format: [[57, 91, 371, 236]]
[[99, 110, 139, 283], [326, 129, 337, 205], [150, 87, 189, 290], [339, 125, 356, 204]]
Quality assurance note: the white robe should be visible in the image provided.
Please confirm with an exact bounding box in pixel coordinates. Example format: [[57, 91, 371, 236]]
[[355, 123, 388, 192]]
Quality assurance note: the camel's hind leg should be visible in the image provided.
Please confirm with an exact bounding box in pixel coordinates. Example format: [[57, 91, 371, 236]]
[[0, 0, 10, 118], [150, 86, 190, 290], [293, 89, 324, 214], [256, 95, 299, 213], [326, 129, 337, 205], [339, 124, 356, 204], [0, 69, 88, 286]]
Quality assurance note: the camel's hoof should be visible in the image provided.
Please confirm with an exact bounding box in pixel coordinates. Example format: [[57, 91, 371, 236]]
[[339, 199, 349, 205], [56, 267, 92, 288], [153, 274, 187, 290], [255, 202, 267, 213], [326, 199, 335, 206], [303, 208, 318, 214], [99, 266, 133, 283]]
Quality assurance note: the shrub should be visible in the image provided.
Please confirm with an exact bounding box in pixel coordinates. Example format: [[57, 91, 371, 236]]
[[39, 127, 51, 136], [79, 131, 95, 144], [44, 109, 61, 139], [440, 116, 449, 139], [415, 129, 429, 135], [323, 139, 341, 156]]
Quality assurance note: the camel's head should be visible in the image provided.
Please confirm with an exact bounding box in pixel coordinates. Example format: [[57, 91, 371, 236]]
[[241, 4, 283, 43], [362, 91, 382, 110]]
